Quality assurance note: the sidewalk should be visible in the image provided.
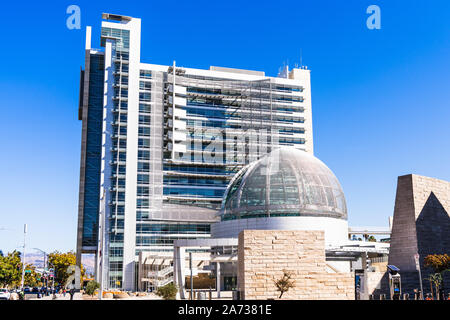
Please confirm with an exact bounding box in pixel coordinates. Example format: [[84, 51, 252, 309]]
[[32, 293, 79, 300]]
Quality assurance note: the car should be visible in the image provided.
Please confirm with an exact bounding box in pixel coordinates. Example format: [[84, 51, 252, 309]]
[[31, 287, 42, 298], [0, 289, 11, 300]]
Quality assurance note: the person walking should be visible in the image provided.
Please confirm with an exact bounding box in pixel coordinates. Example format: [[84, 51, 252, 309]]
[[69, 288, 75, 300]]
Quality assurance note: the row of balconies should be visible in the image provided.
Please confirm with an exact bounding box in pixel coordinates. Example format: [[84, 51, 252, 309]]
[[174, 77, 305, 94]]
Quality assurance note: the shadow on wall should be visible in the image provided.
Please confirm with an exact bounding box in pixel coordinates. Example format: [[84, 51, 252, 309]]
[[416, 192, 450, 259]]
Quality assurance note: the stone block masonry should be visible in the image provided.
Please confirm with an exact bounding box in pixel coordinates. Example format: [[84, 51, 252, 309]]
[[237, 230, 354, 300], [385, 174, 450, 297]]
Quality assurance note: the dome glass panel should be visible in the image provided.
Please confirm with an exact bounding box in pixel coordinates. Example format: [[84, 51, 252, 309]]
[[220, 148, 347, 221]]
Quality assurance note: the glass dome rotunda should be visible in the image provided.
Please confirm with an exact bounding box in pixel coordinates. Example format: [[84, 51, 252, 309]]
[[220, 147, 347, 221]]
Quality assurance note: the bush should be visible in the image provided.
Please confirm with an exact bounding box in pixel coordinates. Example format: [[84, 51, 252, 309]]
[[156, 283, 178, 300], [85, 280, 100, 296], [274, 270, 295, 299]]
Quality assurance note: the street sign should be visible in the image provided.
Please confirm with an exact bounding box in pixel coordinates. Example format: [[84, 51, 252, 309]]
[[414, 253, 420, 270]]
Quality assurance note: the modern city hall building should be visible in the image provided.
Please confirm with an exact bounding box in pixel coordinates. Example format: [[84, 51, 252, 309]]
[[76, 13, 314, 291]]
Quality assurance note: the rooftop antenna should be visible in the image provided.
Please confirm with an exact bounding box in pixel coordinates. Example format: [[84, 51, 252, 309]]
[[300, 48, 303, 68]]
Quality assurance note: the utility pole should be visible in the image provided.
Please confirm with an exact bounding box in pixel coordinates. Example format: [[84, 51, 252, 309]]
[[49, 262, 55, 290], [33, 248, 48, 288], [20, 224, 27, 290], [43, 253, 47, 288]]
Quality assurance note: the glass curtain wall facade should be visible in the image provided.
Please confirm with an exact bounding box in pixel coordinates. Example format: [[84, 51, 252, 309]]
[[77, 14, 314, 291]]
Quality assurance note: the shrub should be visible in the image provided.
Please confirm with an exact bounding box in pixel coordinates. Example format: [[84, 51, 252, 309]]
[[274, 270, 295, 299], [85, 280, 100, 296], [156, 283, 178, 300]]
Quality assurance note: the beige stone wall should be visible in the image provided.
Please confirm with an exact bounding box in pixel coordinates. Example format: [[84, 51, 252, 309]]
[[364, 272, 386, 299], [411, 175, 450, 218], [238, 230, 354, 300]]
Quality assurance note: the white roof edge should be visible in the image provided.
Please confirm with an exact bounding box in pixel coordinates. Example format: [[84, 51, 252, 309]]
[[139, 62, 305, 84]]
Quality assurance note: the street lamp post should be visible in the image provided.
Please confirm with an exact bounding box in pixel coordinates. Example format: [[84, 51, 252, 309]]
[[48, 262, 55, 291], [20, 224, 27, 290], [414, 253, 424, 300]]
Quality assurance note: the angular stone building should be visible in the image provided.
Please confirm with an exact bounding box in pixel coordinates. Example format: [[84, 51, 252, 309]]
[[387, 174, 450, 296]]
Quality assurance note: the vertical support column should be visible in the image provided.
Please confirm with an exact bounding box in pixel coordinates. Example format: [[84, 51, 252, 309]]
[[100, 39, 115, 291], [138, 252, 142, 292], [361, 252, 368, 300], [174, 246, 186, 299], [216, 262, 221, 299], [149, 71, 164, 220], [171, 60, 176, 160]]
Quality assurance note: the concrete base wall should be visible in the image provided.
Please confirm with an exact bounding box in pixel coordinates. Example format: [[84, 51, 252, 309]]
[[213, 216, 348, 245]]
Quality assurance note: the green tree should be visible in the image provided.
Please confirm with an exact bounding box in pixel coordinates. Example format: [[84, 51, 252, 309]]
[[85, 280, 100, 296], [424, 254, 450, 273], [47, 251, 85, 286], [0, 251, 42, 288], [0, 251, 22, 287], [156, 283, 178, 300], [425, 273, 442, 300], [23, 265, 42, 288], [424, 254, 450, 300]]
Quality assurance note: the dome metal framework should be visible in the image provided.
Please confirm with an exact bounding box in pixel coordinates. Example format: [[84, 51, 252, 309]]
[[220, 148, 347, 221]]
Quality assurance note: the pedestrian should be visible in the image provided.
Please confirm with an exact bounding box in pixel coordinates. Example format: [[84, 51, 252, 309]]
[[63, 288, 66, 297], [69, 288, 75, 300]]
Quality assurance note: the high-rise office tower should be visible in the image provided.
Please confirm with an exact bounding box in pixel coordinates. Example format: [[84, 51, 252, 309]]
[[76, 13, 314, 291]]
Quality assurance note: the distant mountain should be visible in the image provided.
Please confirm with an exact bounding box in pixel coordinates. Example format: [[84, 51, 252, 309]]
[[82, 254, 95, 275], [6, 251, 96, 276], [23, 252, 46, 268]]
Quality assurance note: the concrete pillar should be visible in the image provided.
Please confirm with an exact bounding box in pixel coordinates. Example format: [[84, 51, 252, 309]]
[[137, 252, 142, 292], [173, 246, 186, 299], [216, 262, 221, 299]]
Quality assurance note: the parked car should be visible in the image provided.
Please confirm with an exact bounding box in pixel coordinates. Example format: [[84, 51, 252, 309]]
[[0, 289, 11, 300], [31, 287, 42, 298]]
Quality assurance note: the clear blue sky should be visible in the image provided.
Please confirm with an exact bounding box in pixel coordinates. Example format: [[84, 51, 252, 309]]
[[1, 1, 449, 254]]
